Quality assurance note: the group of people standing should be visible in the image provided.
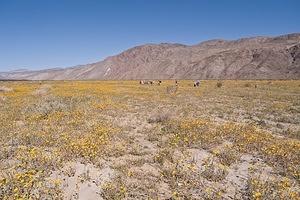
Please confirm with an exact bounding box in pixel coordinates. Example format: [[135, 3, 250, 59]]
[[139, 80, 201, 87]]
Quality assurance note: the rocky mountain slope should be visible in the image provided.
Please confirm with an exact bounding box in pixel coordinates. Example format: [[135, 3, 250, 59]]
[[1, 33, 300, 80]]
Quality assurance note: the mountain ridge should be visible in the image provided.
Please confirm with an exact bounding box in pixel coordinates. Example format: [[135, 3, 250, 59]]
[[1, 33, 300, 80]]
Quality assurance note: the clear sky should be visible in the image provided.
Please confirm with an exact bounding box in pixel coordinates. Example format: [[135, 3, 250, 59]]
[[0, 0, 299, 71]]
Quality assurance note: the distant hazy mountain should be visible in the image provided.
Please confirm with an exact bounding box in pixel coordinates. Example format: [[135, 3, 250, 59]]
[[1, 33, 299, 80]]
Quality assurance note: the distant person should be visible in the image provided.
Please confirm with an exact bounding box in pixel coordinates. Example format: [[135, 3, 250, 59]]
[[194, 80, 200, 87], [175, 80, 178, 86], [158, 80, 162, 85]]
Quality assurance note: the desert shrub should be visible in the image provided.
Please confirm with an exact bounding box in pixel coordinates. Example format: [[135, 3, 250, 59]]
[[245, 176, 300, 200], [213, 146, 240, 166], [101, 176, 128, 199], [0, 86, 13, 92], [244, 83, 251, 87], [0, 146, 63, 199], [162, 119, 220, 148], [32, 84, 51, 96], [0, 170, 62, 199], [63, 125, 113, 161], [160, 159, 204, 199], [148, 112, 171, 124], [0, 96, 6, 102], [202, 188, 223, 200], [23, 96, 70, 118], [282, 128, 300, 139], [166, 86, 178, 94], [216, 82, 223, 88], [201, 157, 228, 182], [154, 148, 174, 165]]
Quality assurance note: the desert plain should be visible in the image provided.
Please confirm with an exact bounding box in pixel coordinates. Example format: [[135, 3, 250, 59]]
[[0, 80, 299, 199]]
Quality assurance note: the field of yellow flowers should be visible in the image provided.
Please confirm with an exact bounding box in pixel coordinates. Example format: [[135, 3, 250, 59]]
[[0, 80, 299, 199]]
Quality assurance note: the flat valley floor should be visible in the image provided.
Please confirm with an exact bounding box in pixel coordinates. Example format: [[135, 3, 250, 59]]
[[0, 80, 300, 199]]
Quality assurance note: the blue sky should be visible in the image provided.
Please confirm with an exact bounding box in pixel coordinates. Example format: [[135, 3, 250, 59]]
[[0, 0, 299, 71]]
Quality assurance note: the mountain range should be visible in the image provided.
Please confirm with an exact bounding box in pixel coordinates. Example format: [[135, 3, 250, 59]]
[[1, 33, 300, 80]]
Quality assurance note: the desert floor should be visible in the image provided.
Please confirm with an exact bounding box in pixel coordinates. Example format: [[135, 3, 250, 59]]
[[0, 80, 299, 199]]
